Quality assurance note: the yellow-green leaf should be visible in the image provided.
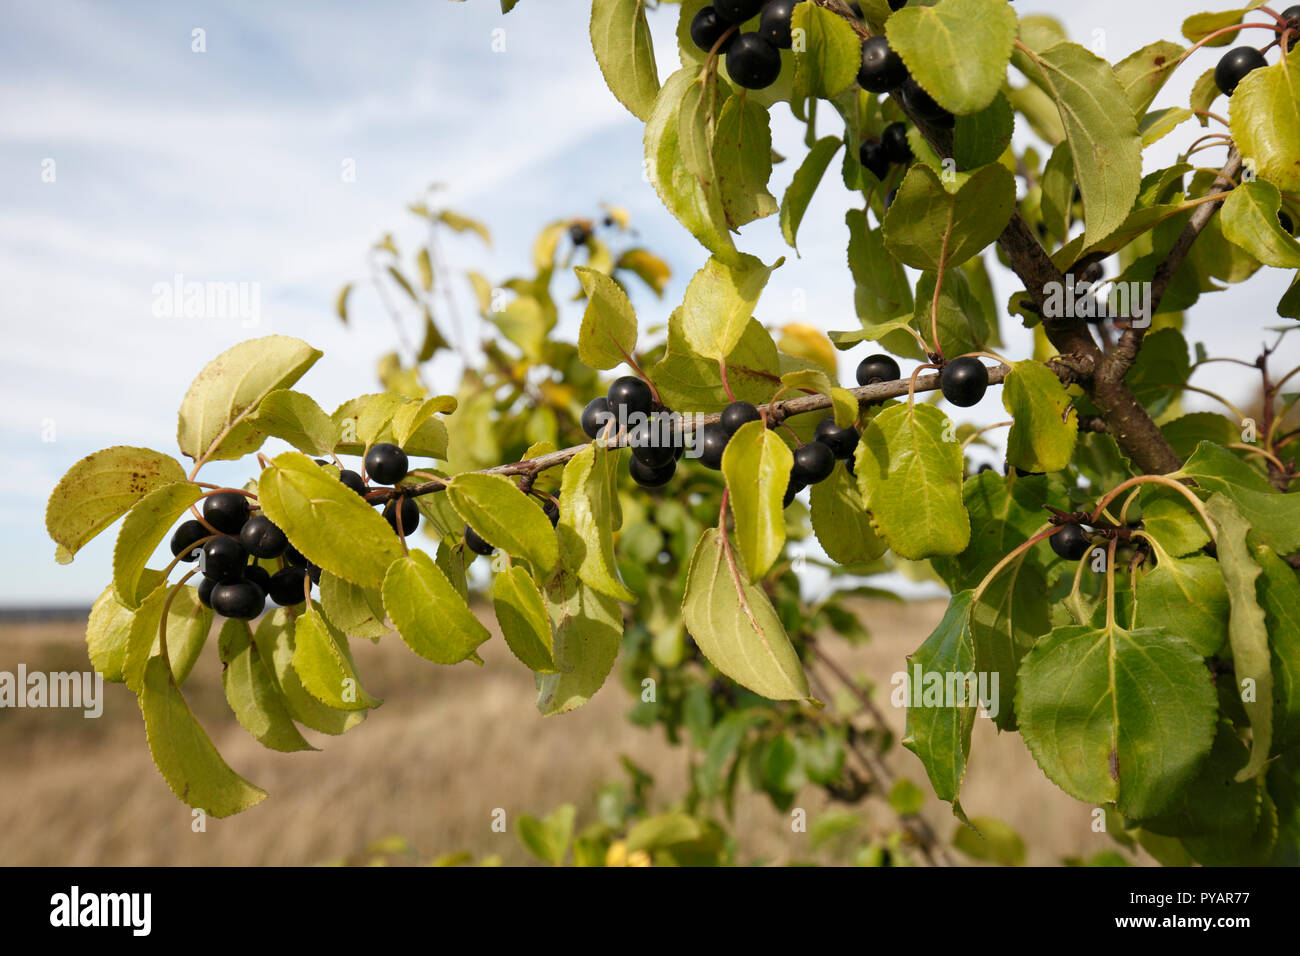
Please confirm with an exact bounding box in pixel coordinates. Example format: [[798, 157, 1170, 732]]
[[721, 420, 792, 581], [293, 605, 381, 711], [493, 564, 557, 672], [112, 482, 203, 608], [382, 549, 491, 664], [1001, 360, 1078, 473], [576, 266, 638, 370]]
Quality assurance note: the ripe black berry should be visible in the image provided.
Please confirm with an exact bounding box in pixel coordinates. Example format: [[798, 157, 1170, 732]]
[[629, 416, 676, 469], [1080, 260, 1104, 285], [881, 122, 912, 164], [1283, 6, 1300, 49], [783, 479, 805, 508], [465, 525, 495, 556], [569, 223, 590, 246], [697, 422, 730, 470], [884, 188, 898, 210], [202, 536, 248, 583], [1214, 46, 1267, 96], [814, 418, 860, 460], [203, 491, 250, 535], [858, 138, 890, 181], [306, 562, 322, 585], [245, 564, 272, 594], [170, 519, 208, 562], [1280, 210, 1295, 235], [720, 401, 762, 436], [691, 6, 736, 53], [858, 36, 907, 93], [542, 498, 560, 526], [899, 76, 953, 128], [365, 443, 409, 485], [284, 545, 308, 568], [758, 0, 795, 49], [940, 357, 989, 407], [856, 353, 901, 386], [714, 0, 764, 23], [630, 456, 676, 488], [726, 33, 782, 90], [383, 497, 420, 534], [267, 567, 309, 607], [339, 469, 368, 496], [197, 575, 216, 608], [1050, 523, 1091, 561], [581, 396, 614, 439], [791, 442, 836, 485], [607, 376, 653, 424], [239, 514, 288, 559], [888, 0, 907, 9], [211, 580, 265, 621]]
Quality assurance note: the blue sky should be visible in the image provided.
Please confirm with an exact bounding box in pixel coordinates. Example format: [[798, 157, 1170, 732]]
[[1, 0, 1294, 605]]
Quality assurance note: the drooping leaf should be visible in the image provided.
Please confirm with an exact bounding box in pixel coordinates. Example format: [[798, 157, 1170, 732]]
[[951, 91, 1015, 171], [111, 482, 203, 608], [575, 266, 638, 370], [616, 248, 671, 297], [678, 253, 781, 361], [721, 420, 792, 581], [781, 137, 841, 251], [713, 94, 779, 229], [845, 209, 913, 327], [809, 463, 886, 565], [1181, 441, 1300, 552], [218, 619, 315, 753], [320, 570, 389, 642], [885, 0, 1018, 115], [790, 1, 861, 99], [590, 0, 660, 122], [971, 560, 1050, 732], [382, 549, 491, 665], [293, 605, 380, 711], [252, 609, 365, 736], [557, 442, 633, 601], [535, 571, 624, 716], [492, 565, 557, 672], [1220, 180, 1300, 268], [1001, 360, 1078, 473], [447, 473, 559, 579]]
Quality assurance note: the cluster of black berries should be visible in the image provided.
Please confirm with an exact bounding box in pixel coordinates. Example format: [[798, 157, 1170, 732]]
[[1214, 6, 1300, 95], [582, 375, 685, 488], [858, 34, 952, 129], [690, 0, 796, 90], [859, 120, 913, 186]]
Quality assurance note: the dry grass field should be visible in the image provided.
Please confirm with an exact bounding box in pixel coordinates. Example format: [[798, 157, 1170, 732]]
[[0, 599, 1143, 866]]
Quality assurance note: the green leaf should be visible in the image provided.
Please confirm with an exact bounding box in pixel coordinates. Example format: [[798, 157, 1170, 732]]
[[1183, 7, 1262, 47], [319, 570, 389, 642], [855, 402, 970, 559], [1180, 442, 1300, 552], [1134, 544, 1229, 657], [952, 816, 1026, 866], [381, 549, 490, 665], [713, 94, 779, 229], [721, 420, 792, 581], [790, 1, 861, 99], [1160, 411, 1240, 462], [139, 655, 267, 817], [902, 591, 977, 817], [910, 269, 989, 359], [112, 482, 203, 608], [616, 248, 671, 298], [257, 451, 405, 590], [85, 583, 140, 682], [448, 472, 559, 579], [218, 619, 315, 753], [972, 560, 1051, 732], [1001, 360, 1078, 473], [293, 605, 380, 711], [252, 609, 365, 735], [1013, 42, 1143, 247], [651, 312, 780, 412], [886, 0, 1018, 114], [625, 812, 703, 853], [1255, 547, 1300, 751], [250, 389, 341, 456], [1016, 622, 1218, 818], [46, 446, 186, 564], [781, 137, 841, 251], [177, 335, 321, 464], [1114, 40, 1185, 116], [846, 210, 913, 326], [810, 463, 886, 565], [1220, 180, 1300, 268], [517, 803, 575, 865], [951, 92, 1014, 171], [557, 442, 634, 601], [590, 0, 660, 123], [682, 528, 808, 701], [492, 295, 547, 362], [645, 69, 739, 266], [575, 266, 638, 370], [437, 209, 492, 245], [1205, 494, 1273, 781], [882, 163, 1016, 271], [679, 253, 781, 361], [159, 584, 214, 685], [933, 472, 1063, 590], [492, 565, 556, 672], [535, 571, 624, 716]]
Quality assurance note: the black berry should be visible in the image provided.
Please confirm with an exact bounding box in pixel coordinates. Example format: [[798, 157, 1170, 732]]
[[339, 469, 368, 496], [606, 376, 653, 424], [720, 401, 762, 436], [569, 223, 590, 246], [1283, 6, 1300, 49], [881, 122, 912, 164], [245, 564, 272, 594], [383, 497, 420, 535], [629, 416, 677, 469], [691, 6, 736, 53], [197, 576, 216, 608], [211, 580, 265, 621], [630, 456, 676, 488], [1214, 46, 1267, 96], [1280, 210, 1295, 235], [1081, 260, 1104, 285], [267, 567, 309, 607], [284, 545, 308, 568], [542, 498, 560, 526], [239, 515, 288, 559], [858, 138, 890, 181], [814, 418, 860, 460], [856, 353, 901, 386], [714, 0, 764, 23], [1050, 523, 1091, 561], [888, 0, 907, 9], [726, 33, 782, 90], [202, 491, 250, 535], [758, 0, 795, 49], [858, 36, 907, 93], [202, 536, 247, 583], [791, 442, 836, 485], [465, 525, 495, 556], [695, 422, 729, 470], [581, 396, 614, 439], [940, 357, 989, 407], [783, 478, 805, 508], [306, 562, 322, 585], [365, 442, 409, 485], [899, 76, 953, 128], [169, 519, 208, 562]]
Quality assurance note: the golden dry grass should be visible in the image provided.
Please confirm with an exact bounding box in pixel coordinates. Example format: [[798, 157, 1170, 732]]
[[0, 599, 1141, 866]]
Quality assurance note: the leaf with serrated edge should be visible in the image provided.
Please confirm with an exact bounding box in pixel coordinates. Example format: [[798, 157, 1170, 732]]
[[590, 0, 660, 122], [886, 0, 1018, 114], [1002, 360, 1078, 473], [576, 266, 638, 370], [557, 444, 634, 601], [382, 549, 490, 665], [447, 472, 559, 578], [651, 313, 781, 412], [293, 605, 380, 710], [1114, 40, 1185, 116], [713, 94, 778, 229], [882, 163, 1016, 272], [219, 619, 314, 753], [1220, 180, 1300, 268], [810, 463, 886, 565], [140, 655, 266, 817], [1230, 45, 1300, 192], [250, 389, 340, 456], [47, 446, 186, 564], [1134, 544, 1228, 657], [536, 571, 623, 715], [679, 253, 781, 361], [721, 421, 791, 581], [782, 137, 841, 251], [252, 609, 365, 735], [493, 565, 557, 672], [1255, 546, 1300, 750], [320, 570, 389, 642], [682, 528, 808, 701], [971, 562, 1051, 732], [112, 482, 203, 608]]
